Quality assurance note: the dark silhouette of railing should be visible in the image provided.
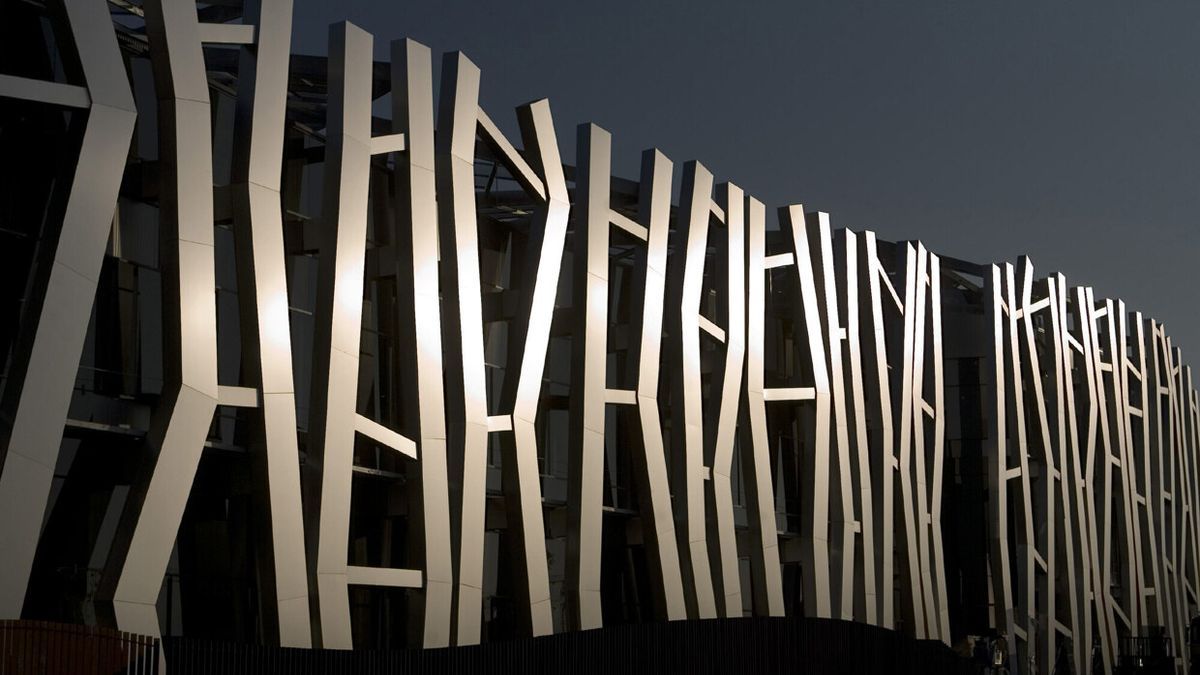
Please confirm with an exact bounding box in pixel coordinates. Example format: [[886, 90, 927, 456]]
[[0, 620, 158, 675], [164, 616, 980, 675], [1117, 628, 1175, 675]]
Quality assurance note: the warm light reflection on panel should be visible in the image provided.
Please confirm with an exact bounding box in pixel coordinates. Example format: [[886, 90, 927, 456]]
[[109, 0, 220, 642]]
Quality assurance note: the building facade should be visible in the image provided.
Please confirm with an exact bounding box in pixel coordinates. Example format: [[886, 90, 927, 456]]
[[0, 1, 1196, 673]]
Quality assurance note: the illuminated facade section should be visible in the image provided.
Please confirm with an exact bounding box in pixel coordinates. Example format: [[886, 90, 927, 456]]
[[0, 3, 1195, 673]]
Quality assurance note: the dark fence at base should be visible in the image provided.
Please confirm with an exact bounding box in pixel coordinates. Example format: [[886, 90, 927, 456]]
[[165, 616, 980, 675], [0, 620, 159, 675]]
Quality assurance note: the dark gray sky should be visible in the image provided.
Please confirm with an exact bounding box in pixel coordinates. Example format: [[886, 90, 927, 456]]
[[292, 0, 1200, 353]]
